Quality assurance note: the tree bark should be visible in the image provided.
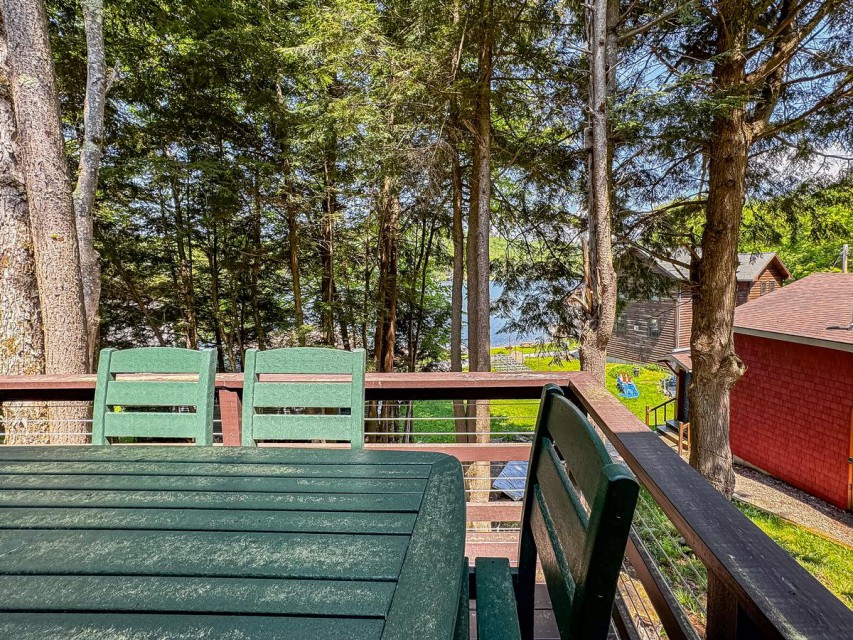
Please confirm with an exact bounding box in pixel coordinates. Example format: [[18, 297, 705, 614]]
[[249, 176, 266, 350], [73, 0, 107, 367], [2, 0, 90, 443], [464, 0, 494, 521], [688, 6, 750, 498], [374, 174, 399, 374], [448, 2, 468, 439], [320, 148, 336, 346], [0, 22, 47, 444], [169, 173, 199, 348], [465, 3, 493, 378], [578, 0, 618, 385], [285, 177, 304, 345]]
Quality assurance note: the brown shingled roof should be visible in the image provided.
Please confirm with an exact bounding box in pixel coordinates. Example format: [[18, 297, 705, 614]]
[[733, 272, 853, 352]]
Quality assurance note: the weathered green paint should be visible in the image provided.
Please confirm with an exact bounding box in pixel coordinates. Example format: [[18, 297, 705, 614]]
[[0, 488, 423, 511], [479, 384, 639, 640], [241, 348, 366, 448], [0, 446, 465, 639], [0, 472, 427, 494], [0, 575, 396, 616], [474, 557, 522, 640], [91, 347, 216, 446], [0, 507, 417, 535], [453, 557, 470, 640], [0, 445, 446, 465], [0, 614, 384, 640], [0, 460, 432, 478], [382, 456, 465, 639]]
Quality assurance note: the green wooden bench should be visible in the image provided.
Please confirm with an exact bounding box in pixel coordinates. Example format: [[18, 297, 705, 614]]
[[92, 348, 217, 446], [241, 348, 366, 448], [471, 383, 639, 640]]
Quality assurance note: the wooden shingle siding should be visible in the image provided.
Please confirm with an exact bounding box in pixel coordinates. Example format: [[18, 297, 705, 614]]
[[609, 297, 678, 364], [675, 286, 692, 349], [747, 264, 785, 302]]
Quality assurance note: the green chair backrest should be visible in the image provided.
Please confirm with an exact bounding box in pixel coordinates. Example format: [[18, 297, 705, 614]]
[[92, 347, 217, 446], [241, 348, 366, 448], [516, 384, 639, 640]]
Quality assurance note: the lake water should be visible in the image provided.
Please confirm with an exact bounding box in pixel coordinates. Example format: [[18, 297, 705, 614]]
[[457, 281, 549, 348]]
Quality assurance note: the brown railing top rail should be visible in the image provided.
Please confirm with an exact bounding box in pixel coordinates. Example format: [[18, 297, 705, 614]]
[[0, 370, 850, 638], [568, 372, 851, 639], [0, 372, 573, 402], [646, 396, 675, 413]]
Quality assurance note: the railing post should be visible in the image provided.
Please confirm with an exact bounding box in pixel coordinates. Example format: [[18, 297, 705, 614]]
[[645, 405, 650, 427], [706, 574, 762, 640], [218, 389, 242, 446]]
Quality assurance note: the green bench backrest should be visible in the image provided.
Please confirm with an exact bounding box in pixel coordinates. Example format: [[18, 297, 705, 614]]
[[516, 384, 639, 640], [241, 348, 366, 448], [92, 348, 217, 446]]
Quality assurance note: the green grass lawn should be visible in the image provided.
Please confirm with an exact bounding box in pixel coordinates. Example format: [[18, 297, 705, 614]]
[[736, 503, 853, 608], [525, 356, 670, 421]]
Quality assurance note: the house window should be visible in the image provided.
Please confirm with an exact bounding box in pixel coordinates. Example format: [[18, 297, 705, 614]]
[[615, 315, 626, 335], [648, 318, 661, 338]]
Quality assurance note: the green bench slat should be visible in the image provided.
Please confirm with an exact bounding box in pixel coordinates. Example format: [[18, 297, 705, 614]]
[[0, 473, 427, 494], [0, 445, 445, 465], [252, 382, 354, 408], [0, 529, 409, 580], [0, 460, 432, 478], [474, 557, 522, 640], [252, 347, 363, 375], [535, 438, 588, 576], [102, 412, 201, 438], [0, 575, 395, 617], [529, 484, 576, 631], [544, 394, 611, 503], [104, 382, 201, 407], [108, 347, 212, 374], [0, 489, 423, 511], [0, 613, 384, 640], [251, 414, 354, 441], [0, 507, 417, 534]]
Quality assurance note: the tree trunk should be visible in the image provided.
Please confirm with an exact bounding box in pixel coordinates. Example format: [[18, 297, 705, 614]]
[[0, 23, 47, 444], [2, 0, 90, 443], [73, 0, 107, 367], [465, 0, 494, 521], [448, 2, 468, 440], [374, 175, 399, 374], [320, 149, 336, 346], [285, 178, 304, 345], [688, 8, 750, 498], [578, 0, 618, 385], [250, 176, 266, 350], [169, 174, 199, 348]]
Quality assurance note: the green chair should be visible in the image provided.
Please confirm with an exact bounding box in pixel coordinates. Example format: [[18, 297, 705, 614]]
[[92, 347, 217, 446], [241, 348, 366, 448], [471, 383, 639, 640]]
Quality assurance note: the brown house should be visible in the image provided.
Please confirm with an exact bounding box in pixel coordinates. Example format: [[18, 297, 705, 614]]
[[609, 252, 791, 365]]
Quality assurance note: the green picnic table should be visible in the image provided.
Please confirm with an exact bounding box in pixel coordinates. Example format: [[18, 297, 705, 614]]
[[0, 446, 466, 639]]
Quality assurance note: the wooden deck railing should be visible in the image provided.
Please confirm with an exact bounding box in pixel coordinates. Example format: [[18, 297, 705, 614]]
[[0, 371, 850, 639], [645, 396, 676, 428]]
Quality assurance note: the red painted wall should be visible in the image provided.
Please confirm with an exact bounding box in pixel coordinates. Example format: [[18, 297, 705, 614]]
[[730, 334, 853, 510]]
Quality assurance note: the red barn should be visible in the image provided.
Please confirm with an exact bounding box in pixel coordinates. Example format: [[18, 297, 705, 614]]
[[730, 272, 853, 510]]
